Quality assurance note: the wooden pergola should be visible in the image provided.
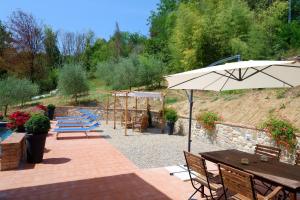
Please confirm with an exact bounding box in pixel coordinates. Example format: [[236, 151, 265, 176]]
[[110, 91, 165, 136]]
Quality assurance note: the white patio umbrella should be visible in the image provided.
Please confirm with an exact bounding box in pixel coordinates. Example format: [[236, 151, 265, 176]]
[[165, 60, 300, 152]]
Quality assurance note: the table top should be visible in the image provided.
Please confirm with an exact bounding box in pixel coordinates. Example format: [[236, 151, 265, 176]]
[[200, 149, 300, 191]]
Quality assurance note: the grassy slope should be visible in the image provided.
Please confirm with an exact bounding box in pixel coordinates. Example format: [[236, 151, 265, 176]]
[[32, 79, 300, 129]]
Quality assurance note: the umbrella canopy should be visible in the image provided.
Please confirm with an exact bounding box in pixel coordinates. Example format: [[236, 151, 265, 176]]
[[166, 60, 300, 91], [165, 60, 300, 152]]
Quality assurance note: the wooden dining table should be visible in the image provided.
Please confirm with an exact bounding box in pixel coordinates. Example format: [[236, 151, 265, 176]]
[[199, 149, 300, 200]]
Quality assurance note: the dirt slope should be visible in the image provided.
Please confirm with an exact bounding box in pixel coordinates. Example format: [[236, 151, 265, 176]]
[[166, 87, 300, 128]]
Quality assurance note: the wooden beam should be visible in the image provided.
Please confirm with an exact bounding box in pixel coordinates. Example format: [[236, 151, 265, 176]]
[[161, 93, 165, 133], [135, 97, 138, 119], [106, 95, 109, 125], [113, 93, 116, 129], [125, 92, 128, 136]]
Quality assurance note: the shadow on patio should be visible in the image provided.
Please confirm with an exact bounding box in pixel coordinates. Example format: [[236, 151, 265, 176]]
[[0, 173, 173, 200]]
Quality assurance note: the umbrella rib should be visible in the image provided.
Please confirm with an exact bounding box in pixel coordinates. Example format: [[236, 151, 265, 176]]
[[241, 68, 249, 79], [168, 72, 213, 89], [242, 66, 271, 80], [251, 67, 294, 87], [202, 74, 226, 90], [213, 71, 239, 81], [219, 69, 236, 91]]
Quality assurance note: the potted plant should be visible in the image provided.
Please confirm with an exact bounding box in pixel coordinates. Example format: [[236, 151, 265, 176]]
[[47, 104, 56, 120], [164, 108, 178, 135], [7, 111, 31, 132], [25, 114, 51, 163], [196, 111, 221, 132]]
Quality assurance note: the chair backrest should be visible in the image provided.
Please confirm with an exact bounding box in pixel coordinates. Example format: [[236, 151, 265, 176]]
[[218, 164, 256, 200], [183, 151, 208, 183], [296, 151, 300, 166], [255, 144, 281, 160]]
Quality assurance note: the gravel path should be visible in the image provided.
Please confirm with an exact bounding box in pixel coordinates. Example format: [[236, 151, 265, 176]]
[[100, 121, 223, 169]]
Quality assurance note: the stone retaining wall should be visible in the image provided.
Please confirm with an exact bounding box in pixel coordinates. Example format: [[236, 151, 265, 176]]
[[175, 118, 300, 163], [0, 133, 26, 171]]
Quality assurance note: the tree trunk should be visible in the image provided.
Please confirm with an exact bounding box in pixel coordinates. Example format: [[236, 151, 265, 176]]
[[4, 105, 8, 116], [75, 94, 78, 104]]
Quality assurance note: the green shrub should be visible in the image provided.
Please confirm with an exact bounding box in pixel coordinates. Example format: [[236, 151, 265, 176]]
[[47, 104, 56, 110], [276, 89, 287, 99], [58, 64, 89, 103], [165, 97, 178, 105], [164, 108, 178, 123], [260, 117, 298, 150], [25, 114, 51, 135], [196, 111, 221, 131]]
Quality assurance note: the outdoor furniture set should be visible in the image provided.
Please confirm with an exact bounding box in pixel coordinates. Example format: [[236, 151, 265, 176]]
[[185, 144, 300, 200]]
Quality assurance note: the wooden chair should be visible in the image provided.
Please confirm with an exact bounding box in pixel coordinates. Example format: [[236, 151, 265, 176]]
[[184, 151, 223, 200], [295, 150, 300, 166], [254, 144, 281, 160], [132, 113, 148, 133], [121, 111, 133, 128], [218, 163, 282, 200], [254, 144, 281, 194]]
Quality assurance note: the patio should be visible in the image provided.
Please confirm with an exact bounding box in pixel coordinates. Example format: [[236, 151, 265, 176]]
[[0, 122, 207, 200]]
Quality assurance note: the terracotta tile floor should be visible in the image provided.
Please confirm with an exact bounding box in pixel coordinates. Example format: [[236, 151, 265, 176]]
[[0, 123, 204, 200]]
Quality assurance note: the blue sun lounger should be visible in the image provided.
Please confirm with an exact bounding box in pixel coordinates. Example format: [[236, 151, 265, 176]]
[[57, 114, 99, 124], [55, 108, 97, 120], [54, 122, 101, 139], [55, 113, 87, 119], [56, 121, 95, 127]]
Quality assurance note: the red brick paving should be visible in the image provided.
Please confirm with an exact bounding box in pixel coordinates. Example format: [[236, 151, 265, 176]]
[[0, 124, 202, 200]]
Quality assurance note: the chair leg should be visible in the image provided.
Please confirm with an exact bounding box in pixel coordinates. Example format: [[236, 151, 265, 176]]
[[189, 185, 204, 200], [201, 185, 204, 198]]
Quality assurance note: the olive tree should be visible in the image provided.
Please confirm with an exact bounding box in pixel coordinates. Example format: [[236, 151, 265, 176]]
[[0, 77, 39, 115], [58, 64, 89, 103]]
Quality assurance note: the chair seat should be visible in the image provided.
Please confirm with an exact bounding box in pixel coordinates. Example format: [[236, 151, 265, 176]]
[[193, 173, 222, 191], [229, 193, 266, 200]]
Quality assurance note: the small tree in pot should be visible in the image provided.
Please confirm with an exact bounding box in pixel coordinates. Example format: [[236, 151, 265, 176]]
[[25, 114, 51, 163], [164, 108, 178, 135], [47, 104, 56, 120]]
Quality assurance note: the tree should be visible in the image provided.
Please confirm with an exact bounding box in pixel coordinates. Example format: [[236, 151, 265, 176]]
[[58, 64, 89, 103], [0, 20, 11, 77], [44, 26, 61, 68], [0, 77, 38, 115], [8, 10, 44, 82], [113, 22, 122, 59], [82, 31, 95, 71]]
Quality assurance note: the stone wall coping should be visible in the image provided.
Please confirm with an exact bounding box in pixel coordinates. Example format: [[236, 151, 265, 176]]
[[1, 133, 26, 144], [178, 116, 300, 138]]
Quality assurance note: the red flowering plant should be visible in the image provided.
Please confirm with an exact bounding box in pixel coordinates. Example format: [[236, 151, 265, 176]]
[[7, 111, 31, 132], [36, 105, 47, 112]]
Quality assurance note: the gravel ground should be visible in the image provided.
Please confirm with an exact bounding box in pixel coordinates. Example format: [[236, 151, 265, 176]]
[[100, 121, 224, 169]]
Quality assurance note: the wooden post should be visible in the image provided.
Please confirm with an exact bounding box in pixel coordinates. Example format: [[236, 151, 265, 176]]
[[125, 92, 128, 136], [135, 97, 138, 119], [113, 93, 116, 129], [161, 93, 165, 133], [146, 97, 149, 111], [106, 95, 109, 125]]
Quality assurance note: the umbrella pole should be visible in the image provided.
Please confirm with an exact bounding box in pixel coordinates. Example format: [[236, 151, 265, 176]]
[[187, 90, 193, 152]]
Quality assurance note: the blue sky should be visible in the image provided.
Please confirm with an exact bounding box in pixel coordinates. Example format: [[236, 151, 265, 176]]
[[0, 0, 160, 39]]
